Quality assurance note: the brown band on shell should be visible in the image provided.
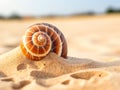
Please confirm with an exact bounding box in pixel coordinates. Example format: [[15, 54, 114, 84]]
[[21, 43, 44, 60], [42, 23, 67, 58]]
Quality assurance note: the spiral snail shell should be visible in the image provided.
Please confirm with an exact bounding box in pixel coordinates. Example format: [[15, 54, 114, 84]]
[[20, 23, 67, 60]]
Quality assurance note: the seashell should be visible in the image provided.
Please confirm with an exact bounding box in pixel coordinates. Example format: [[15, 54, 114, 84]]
[[20, 23, 67, 60]]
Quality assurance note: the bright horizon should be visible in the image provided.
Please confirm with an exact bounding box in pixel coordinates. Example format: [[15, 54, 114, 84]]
[[0, 0, 119, 16]]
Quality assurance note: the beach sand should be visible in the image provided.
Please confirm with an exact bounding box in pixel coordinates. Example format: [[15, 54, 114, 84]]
[[0, 14, 120, 90]]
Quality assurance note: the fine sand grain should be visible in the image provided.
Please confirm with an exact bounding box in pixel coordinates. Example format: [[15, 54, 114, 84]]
[[0, 47, 120, 90], [0, 14, 120, 90]]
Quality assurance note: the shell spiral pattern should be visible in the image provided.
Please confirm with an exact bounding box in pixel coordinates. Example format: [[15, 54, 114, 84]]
[[20, 23, 67, 60]]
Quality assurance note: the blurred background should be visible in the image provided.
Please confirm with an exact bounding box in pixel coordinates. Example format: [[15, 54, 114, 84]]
[[0, 0, 120, 61]]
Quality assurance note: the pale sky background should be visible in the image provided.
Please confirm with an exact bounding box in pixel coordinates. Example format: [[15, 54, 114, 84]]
[[0, 0, 119, 16]]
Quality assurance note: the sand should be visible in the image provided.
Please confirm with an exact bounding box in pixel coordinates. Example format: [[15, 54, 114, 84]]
[[0, 14, 120, 90]]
